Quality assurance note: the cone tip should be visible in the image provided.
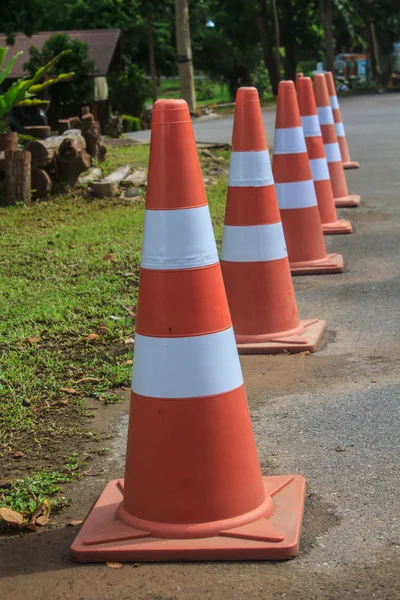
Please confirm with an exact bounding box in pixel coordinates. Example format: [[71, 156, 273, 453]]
[[152, 99, 191, 124], [236, 87, 260, 102]]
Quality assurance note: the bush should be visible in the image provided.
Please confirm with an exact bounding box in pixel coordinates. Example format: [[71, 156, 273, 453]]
[[196, 79, 215, 101], [252, 63, 271, 99], [108, 62, 150, 118], [122, 115, 141, 132]]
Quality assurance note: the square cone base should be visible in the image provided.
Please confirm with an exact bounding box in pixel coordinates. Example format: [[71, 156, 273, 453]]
[[237, 319, 326, 355], [290, 253, 344, 275], [71, 475, 306, 562], [322, 219, 353, 235], [343, 161, 360, 170], [334, 194, 360, 208]]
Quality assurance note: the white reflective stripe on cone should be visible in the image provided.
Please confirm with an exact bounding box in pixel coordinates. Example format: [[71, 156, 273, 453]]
[[317, 106, 334, 125], [330, 95, 340, 109], [228, 150, 274, 187], [273, 127, 306, 154], [132, 328, 244, 399], [309, 158, 330, 182], [301, 115, 321, 138], [141, 206, 218, 270], [335, 122, 346, 137], [324, 143, 342, 163], [275, 180, 318, 209], [221, 222, 287, 263]]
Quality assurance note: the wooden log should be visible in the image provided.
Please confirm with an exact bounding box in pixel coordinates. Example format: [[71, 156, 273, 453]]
[[0, 151, 5, 172], [5, 150, 31, 206], [121, 168, 147, 187], [31, 168, 53, 198], [69, 116, 82, 130], [56, 137, 91, 186], [78, 167, 103, 185], [25, 129, 84, 168], [90, 166, 131, 198], [81, 114, 107, 161], [58, 119, 71, 134], [0, 131, 18, 151], [23, 126, 51, 140]]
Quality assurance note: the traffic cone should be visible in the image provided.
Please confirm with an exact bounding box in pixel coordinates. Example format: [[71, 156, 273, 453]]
[[295, 72, 304, 88], [314, 74, 360, 208], [324, 71, 360, 169], [272, 81, 344, 275], [220, 87, 326, 354], [71, 99, 306, 562], [297, 77, 352, 235]]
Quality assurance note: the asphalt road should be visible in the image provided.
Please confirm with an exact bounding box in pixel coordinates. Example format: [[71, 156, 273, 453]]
[[2, 93, 400, 600]]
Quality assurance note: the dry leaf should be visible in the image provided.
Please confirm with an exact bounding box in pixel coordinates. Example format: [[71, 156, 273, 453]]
[[125, 359, 133, 365], [0, 507, 24, 526], [35, 514, 49, 526], [97, 326, 110, 335], [60, 387, 81, 395], [27, 336, 40, 344], [83, 333, 100, 342], [74, 377, 100, 384], [124, 337, 134, 345], [68, 243, 76, 249], [106, 562, 123, 569], [122, 386, 130, 391], [44, 249, 53, 254], [12, 451, 25, 458], [123, 306, 136, 318], [103, 253, 117, 263], [67, 519, 83, 527], [58, 399, 69, 405], [98, 396, 105, 402], [295, 351, 311, 358]]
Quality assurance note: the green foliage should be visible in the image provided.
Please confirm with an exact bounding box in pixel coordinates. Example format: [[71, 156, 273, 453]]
[[196, 79, 215, 101], [24, 34, 95, 108], [0, 46, 73, 134], [252, 63, 271, 99], [122, 114, 142, 132], [109, 62, 150, 117]]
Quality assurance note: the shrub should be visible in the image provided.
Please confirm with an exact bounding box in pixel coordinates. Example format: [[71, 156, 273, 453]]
[[196, 79, 215, 101], [109, 62, 150, 118], [122, 115, 141, 132]]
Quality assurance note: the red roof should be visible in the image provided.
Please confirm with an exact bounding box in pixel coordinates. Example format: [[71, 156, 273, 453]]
[[0, 29, 121, 78]]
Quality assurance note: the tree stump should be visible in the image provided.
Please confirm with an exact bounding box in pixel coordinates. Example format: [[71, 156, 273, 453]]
[[56, 137, 91, 186], [26, 130, 84, 168], [5, 150, 31, 206], [106, 116, 123, 138], [0, 131, 18, 151], [81, 114, 107, 161], [31, 168, 53, 198], [90, 166, 131, 198], [23, 126, 51, 140]]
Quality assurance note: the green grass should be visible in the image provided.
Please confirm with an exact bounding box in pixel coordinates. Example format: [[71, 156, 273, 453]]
[[0, 143, 229, 521], [146, 78, 232, 107]]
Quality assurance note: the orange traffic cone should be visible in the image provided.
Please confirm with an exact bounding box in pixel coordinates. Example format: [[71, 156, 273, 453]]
[[220, 87, 326, 354], [297, 77, 352, 235], [324, 71, 360, 170], [314, 74, 360, 208], [71, 99, 306, 562], [295, 72, 304, 88], [272, 81, 344, 275]]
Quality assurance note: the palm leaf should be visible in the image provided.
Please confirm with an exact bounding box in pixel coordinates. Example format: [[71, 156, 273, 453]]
[[29, 72, 74, 93], [0, 51, 23, 86], [16, 99, 50, 107]]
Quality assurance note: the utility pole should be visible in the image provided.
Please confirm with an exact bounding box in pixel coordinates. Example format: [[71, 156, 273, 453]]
[[174, 0, 196, 112]]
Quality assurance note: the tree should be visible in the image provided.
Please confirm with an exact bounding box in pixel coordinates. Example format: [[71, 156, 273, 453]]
[[24, 34, 96, 111]]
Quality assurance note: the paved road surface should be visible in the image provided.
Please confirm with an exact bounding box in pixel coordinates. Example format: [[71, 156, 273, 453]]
[[1, 93, 399, 600]]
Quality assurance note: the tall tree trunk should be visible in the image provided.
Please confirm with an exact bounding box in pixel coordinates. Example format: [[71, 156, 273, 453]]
[[319, 0, 335, 72], [367, 22, 381, 82], [256, 0, 280, 95], [281, 0, 297, 81], [272, 0, 281, 81], [174, 0, 196, 112], [145, 1, 158, 103]]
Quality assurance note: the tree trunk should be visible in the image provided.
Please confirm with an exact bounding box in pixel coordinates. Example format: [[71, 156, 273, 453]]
[[0, 131, 18, 151], [174, 0, 196, 112], [31, 168, 53, 198], [367, 22, 381, 81], [282, 0, 297, 81], [319, 0, 335, 73], [256, 0, 280, 95], [56, 138, 91, 186], [26, 130, 85, 168], [272, 0, 281, 81], [5, 150, 31, 206], [146, 1, 158, 103]]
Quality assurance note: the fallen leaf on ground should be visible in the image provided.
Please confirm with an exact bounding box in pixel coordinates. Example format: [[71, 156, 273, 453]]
[[83, 333, 100, 342], [12, 451, 25, 458], [123, 306, 136, 318], [124, 337, 134, 345], [103, 253, 117, 263], [66, 520, 83, 527], [294, 351, 310, 358], [35, 514, 49, 526], [27, 336, 40, 344], [125, 359, 133, 365], [68, 243, 76, 249], [97, 326, 110, 335], [74, 377, 100, 384], [60, 388, 81, 395], [0, 507, 24, 526], [58, 399, 69, 405], [106, 562, 123, 569], [44, 249, 53, 254], [122, 386, 130, 391]]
